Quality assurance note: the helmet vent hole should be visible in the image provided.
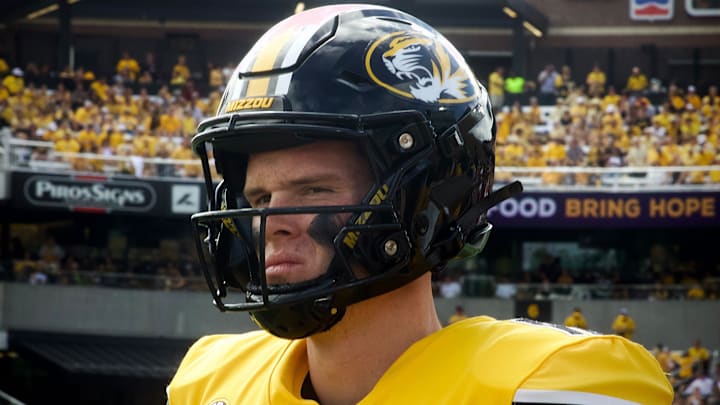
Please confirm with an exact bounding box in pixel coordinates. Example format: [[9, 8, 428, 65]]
[[376, 16, 412, 26], [338, 71, 373, 89]]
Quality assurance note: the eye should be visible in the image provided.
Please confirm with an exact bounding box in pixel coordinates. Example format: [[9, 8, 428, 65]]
[[251, 194, 271, 207], [306, 187, 332, 195]]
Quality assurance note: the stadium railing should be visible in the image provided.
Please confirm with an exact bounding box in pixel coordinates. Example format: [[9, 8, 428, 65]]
[[4, 135, 720, 189], [7, 264, 718, 300], [495, 166, 720, 191], [3, 136, 204, 178]]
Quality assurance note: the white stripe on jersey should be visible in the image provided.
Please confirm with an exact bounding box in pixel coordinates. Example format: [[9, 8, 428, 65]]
[[513, 389, 640, 405]]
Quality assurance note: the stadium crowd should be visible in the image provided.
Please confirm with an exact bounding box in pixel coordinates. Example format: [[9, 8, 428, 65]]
[[0, 52, 232, 177], [0, 54, 719, 184], [490, 64, 720, 186], [1, 52, 718, 296]]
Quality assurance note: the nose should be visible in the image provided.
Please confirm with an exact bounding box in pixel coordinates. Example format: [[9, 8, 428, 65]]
[[261, 193, 303, 241]]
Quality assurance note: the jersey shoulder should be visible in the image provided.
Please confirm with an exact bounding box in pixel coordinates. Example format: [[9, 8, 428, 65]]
[[167, 331, 296, 403], [466, 317, 673, 405], [365, 317, 672, 405]]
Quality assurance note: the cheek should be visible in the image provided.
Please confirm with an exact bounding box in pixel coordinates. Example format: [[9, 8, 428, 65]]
[[307, 213, 350, 246]]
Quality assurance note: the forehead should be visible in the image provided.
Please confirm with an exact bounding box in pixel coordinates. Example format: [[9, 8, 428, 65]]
[[244, 140, 368, 183]]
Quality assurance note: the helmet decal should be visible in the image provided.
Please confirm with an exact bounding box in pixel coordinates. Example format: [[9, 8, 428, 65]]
[[342, 184, 390, 249], [233, 4, 385, 99], [365, 31, 476, 103]]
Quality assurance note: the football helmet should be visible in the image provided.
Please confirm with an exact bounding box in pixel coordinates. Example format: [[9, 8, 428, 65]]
[[191, 4, 522, 339]]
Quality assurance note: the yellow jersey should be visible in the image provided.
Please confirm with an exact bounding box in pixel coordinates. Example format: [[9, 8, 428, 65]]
[[688, 346, 710, 363], [611, 315, 636, 340], [564, 312, 588, 329], [167, 316, 672, 404]]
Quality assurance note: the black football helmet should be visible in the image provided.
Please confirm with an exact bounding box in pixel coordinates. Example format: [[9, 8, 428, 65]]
[[191, 4, 522, 339]]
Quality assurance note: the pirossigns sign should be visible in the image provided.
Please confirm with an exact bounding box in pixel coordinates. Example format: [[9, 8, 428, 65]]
[[23, 175, 156, 212]]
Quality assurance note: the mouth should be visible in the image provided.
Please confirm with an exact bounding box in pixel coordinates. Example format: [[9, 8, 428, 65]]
[[264, 255, 305, 284]]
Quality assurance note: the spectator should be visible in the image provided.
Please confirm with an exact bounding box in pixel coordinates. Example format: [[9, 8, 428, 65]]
[[667, 83, 687, 113], [488, 66, 505, 109], [558, 64, 574, 99], [537, 64, 559, 105], [504, 129, 527, 166], [570, 96, 589, 121], [586, 63, 606, 98], [703, 84, 719, 106], [688, 339, 711, 372], [710, 363, 720, 404], [686, 85, 702, 110], [38, 236, 65, 272], [23, 62, 40, 86], [555, 268, 574, 294], [687, 283, 705, 300], [447, 305, 468, 325], [654, 344, 675, 373], [674, 350, 697, 382], [55, 129, 81, 154], [625, 66, 648, 96], [602, 86, 621, 110], [566, 135, 586, 166], [558, 108, 572, 127], [504, 70, 525, 106], [563, 307, 588, 330], [116, 51, 140, 83], [29, 266, 49, 285], [683, 366, 714, 400], [526, 96, 543, 124], [0, 55, 8, 76], [611, 307, 636, 340], [163, 262, 188, 290], [438, 274, 462, 298], [171, 55, 191, 87], [2, 67, 25, 95], [544, 132, 567, 165], [141, 51, 158, 83], [207, 62, 224, 92]]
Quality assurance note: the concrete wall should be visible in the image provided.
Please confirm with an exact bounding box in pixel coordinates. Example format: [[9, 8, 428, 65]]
[[2, 283, 718, 350]]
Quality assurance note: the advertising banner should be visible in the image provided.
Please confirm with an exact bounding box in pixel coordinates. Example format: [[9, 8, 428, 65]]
[[487, 190, 719, 228], [10, 171, 719, 226], [11, 171, 206, 218]]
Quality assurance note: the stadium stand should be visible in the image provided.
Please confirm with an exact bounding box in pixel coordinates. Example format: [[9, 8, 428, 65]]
[[1, 58, 718, 296]]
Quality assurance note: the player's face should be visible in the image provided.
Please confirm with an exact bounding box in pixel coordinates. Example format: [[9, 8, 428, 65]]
[[244, 141, 372, 285]]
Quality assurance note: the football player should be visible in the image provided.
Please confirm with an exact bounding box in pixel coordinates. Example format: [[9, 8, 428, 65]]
[[168, 5, 672, 404]]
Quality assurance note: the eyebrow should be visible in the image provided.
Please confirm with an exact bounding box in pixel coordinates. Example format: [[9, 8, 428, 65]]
[[243, 174, 345, 198]]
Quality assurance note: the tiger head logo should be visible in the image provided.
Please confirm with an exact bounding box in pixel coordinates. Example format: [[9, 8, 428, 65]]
[[366, 31, 475, 103]]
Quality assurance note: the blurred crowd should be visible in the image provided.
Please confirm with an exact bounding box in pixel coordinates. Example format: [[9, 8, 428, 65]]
[[490, 64, 720, 186], [0, 52, 233, 177], [654, 339, 720, 405], [1, 54, 719, 182], [4, 234, 203, 291]]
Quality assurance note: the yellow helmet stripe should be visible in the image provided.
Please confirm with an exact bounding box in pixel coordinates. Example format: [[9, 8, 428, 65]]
[[246, 32, 294, 97]]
